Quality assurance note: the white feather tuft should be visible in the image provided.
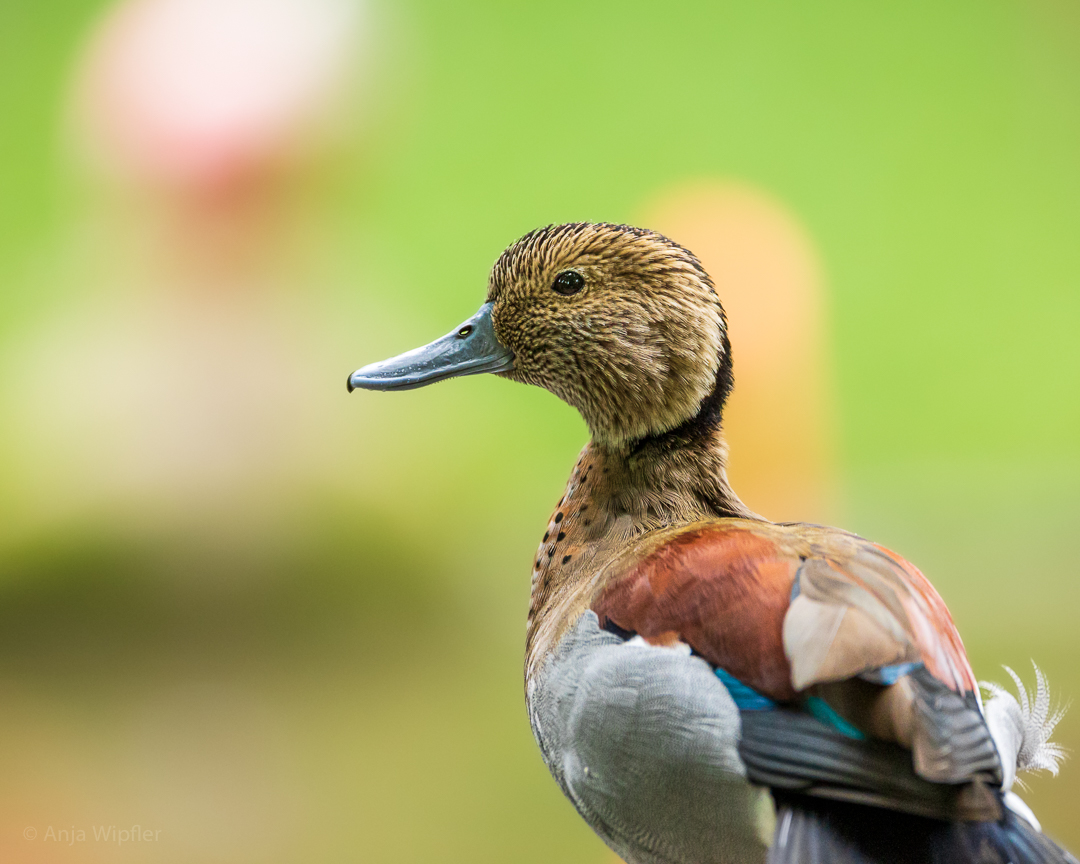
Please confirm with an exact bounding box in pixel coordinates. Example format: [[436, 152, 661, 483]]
[[981, 662, 1069, 789]]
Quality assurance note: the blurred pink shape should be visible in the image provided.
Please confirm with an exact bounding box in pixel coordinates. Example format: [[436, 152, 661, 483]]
[[0, 0, 375, 542], [73, 0, 363, 192]]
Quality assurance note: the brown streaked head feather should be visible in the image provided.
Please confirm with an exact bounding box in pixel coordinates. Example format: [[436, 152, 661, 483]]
[[487, 223, 731, 449]]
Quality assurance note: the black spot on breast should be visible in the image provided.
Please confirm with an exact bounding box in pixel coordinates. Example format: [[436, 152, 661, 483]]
[[562, 555, 572, 564], [554, 512, 564, 523], [543, 532, 549, 542], [601, 619, 636, 640], [557, 532, 565, 541]]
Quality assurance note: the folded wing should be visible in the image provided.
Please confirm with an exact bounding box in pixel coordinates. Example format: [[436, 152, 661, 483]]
[[590, 520, 1003, 819]]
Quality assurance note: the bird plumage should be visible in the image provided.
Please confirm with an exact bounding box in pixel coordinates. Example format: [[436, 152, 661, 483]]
[[348, 222, 1073, 864]]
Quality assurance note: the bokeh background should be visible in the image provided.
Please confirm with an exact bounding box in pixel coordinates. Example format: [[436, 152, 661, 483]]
[[1, 1, 1078, 861]]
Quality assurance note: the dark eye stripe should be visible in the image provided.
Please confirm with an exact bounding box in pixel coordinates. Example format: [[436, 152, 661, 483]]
[[552, 271, 584, 296]]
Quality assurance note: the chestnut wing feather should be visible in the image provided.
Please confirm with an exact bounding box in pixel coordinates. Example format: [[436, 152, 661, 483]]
[[591, 520, 976, 700], [592, 522, 800, 701], [787, 540, 977, 695], [590, 520, 1001, 801]]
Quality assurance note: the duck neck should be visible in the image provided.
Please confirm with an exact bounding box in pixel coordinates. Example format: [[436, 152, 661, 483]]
[[589, 339, 756, 526], [591, 423, 756, 527]]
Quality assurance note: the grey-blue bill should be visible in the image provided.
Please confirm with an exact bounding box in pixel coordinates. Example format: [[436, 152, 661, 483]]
[[348, 302, 514, 392]]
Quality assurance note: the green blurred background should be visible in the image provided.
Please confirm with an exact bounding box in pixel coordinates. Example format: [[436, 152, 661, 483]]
[[0, 1, 1077, 861]]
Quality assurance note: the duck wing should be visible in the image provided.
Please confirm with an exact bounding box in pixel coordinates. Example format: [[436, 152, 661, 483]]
[[590, 519, 1002, 820]]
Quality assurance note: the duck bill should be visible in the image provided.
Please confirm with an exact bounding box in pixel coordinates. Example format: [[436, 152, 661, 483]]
[[348, 302, 514, 392]]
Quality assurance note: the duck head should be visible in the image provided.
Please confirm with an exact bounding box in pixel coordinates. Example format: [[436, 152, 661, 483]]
[[350, 222, 733, 450]]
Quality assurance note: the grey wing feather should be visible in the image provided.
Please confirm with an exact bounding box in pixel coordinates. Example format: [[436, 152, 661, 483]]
[[908, 667, 1001, 784], [528, 611, 772, 864], [739, 708, 979, 821]]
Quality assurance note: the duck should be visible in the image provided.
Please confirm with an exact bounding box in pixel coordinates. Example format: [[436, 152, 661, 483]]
[[348, 222, 1073, 864]]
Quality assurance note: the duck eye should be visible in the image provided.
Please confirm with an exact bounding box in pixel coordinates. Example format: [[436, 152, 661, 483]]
[[552, 271, 584, 296]]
